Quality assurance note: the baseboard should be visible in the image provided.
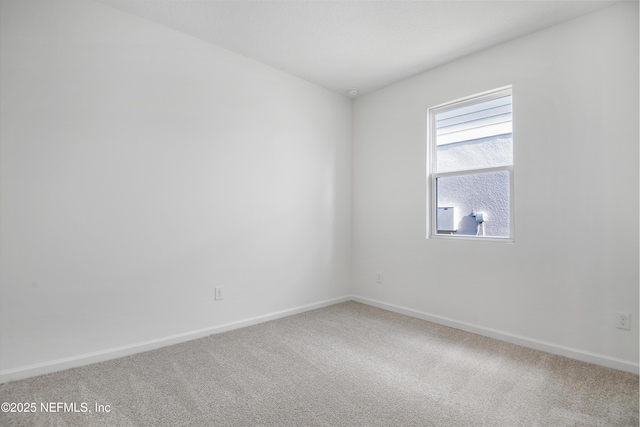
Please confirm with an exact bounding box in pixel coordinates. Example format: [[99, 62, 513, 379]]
[[0, 295, 351, 383], [3, 294, 636, 383], [351, 295, 639, 375]]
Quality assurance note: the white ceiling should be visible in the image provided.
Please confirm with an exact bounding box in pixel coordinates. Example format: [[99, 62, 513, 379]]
[[96, 0, 621, 97]]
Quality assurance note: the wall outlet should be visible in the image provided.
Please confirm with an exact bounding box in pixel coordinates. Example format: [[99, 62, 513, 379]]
[[215, 286, 224, 301], [376, 272, 382, 284], [616, 311, 630, 330]]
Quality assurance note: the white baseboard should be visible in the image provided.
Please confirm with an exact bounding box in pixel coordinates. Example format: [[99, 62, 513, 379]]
[[0, 295, 351, 384], [2, 294, 637, 383], [351, 295, 639, 375]]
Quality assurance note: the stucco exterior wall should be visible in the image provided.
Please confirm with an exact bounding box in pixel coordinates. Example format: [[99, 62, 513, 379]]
[[436, 134, 512, 237]]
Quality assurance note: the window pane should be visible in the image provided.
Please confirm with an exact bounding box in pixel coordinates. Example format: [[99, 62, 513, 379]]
[[435, 95, 511, 144], [436, 170, 510, 237], [434, 94, 512, 173], [436, 134, 512, 173]]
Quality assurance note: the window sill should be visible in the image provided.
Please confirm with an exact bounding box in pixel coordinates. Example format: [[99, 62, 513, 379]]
[[428, 234, 514, 243]]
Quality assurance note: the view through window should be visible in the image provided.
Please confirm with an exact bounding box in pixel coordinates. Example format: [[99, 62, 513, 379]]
[[428, 87, 513, 240]]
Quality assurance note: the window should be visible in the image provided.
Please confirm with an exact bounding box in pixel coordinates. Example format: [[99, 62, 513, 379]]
[[428, 87, 513, 241]]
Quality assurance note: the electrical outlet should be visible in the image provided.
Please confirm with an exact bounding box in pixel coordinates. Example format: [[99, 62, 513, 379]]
[[215, 286, 224, 301], [376, 272, 382, 284], [616, 311, 630, 330]]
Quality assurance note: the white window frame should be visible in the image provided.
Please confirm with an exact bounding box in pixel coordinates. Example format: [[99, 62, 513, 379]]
[[427, 86, 514, 242]]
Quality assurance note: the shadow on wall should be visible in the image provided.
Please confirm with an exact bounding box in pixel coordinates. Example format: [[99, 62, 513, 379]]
[[457, 212, 478, 235]]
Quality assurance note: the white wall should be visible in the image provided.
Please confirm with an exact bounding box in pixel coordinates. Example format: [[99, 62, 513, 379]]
[[352, 2, 639, 369], [0, 0, 352, 376]]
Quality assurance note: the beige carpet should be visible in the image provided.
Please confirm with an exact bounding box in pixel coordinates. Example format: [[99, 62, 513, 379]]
[[1, 301, 638, 426]]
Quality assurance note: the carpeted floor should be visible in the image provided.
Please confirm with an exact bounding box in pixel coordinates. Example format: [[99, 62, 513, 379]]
[[1, 301, 638, 426]]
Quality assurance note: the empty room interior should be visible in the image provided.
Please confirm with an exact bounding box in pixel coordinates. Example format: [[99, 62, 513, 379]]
[[1, 0, 638, 425]]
